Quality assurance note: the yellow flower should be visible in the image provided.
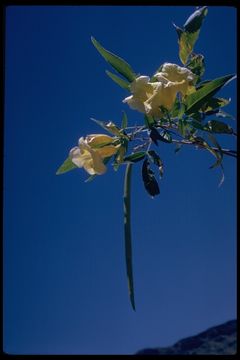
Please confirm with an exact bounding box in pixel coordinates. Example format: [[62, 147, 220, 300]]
[[123, 63, 195, 118], [123, 76, 155, 112], [69, 134, 119, 175]]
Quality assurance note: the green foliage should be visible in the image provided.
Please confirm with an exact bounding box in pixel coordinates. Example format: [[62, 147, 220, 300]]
[[90, 118, 124, 137], [183, 6, 208, 33], [185, 74, 235, 115], [194, 136, 222, 170], [189, 119, 205, 130], [147, 150, 164, 178], [56, 157, 77, 175], [174, 6, 208, 64], [150, 128, 172, 144], [121, 111, 128, 129], [144, 114, 155, 129], [207, 120, 233, 134], [124, 152, 146, 163], [106, 70, 130, 90], [201, 97, 231, 112], [178, 118, 189, 138], [142, 158, 160, 197], [91, 37, 136, 82], [187, 53, 205, 83]]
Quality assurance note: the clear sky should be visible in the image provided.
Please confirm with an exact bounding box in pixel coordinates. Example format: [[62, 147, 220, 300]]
[[3, 5, 236, 355]]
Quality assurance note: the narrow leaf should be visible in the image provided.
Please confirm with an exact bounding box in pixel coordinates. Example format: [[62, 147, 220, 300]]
[[124, 152, 146, 163], [91, 118, 122, 136], [185, 74, 235, 115], [123, 163, 135, 311], [85, 174, 97, 183], [149, 127, 161, 145], [142, 158, 160, 197], [170, 96, 181, 117], [144, 114, 155, 129], [121, 111, 128, 129], [190, 119, 205, 130], [91, 37, 136, 82], [216, 110, 235, 120], [160, 130, 172, 143], [201, 97, 231, 112], [150, 128, 172, 144], [207, 120, 233, 134], [56, 157, 77, 175], [148, 150, 164, 178], [207, 133, 225, 186], [106, 70, 130, 90], [199, 137, 222, 169], [174, 143, 183, 153], [113, 144, 128, 170], [178, 118, 188, 138]]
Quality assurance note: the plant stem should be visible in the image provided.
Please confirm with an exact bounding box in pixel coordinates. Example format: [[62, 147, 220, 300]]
[[123, 163, 135, 311]]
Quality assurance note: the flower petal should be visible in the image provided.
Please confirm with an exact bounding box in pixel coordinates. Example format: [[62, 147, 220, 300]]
[[86, 134, 114, 147], [69, 146, 88, 168], [123, 95, 146, 112], [98, 144, 120, 158], [80, 141, 107, 175], [85, 149, 107, 175]]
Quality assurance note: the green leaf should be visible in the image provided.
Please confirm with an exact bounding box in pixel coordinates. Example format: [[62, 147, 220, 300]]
[[106, 70, 130, 90], [124, 152, 146, 163], [201, 97, 231, 112], [178, 31, 198, 65], [149, 127, 161, 145], [207, 133, 225, 186], [206, 120, 233, 134], [144, 114, 155, 129], [183, 6, 208, 33], [174, 143, 183, 153], [170, 96, 181, 117], [121, 111, 128, 129], [160, 130, 172, 143], [85, 174, 97, 183], [123, 163, 135, 311], [90, 118, 122, 136], [174, 7, 208, 64], [150, 128, 172, 144], [91, 37, 136, 82], [185, 74, 235, 115], [56, 157, 77, 175], [113, 140, 128, 170], [142, 158, 160, 197], [186, 53, 205, 83], [190, 119, 205, 130], [190, 111, 202, 122], [178, 118, 189, 138], [196, 136, 222, 169], [216, 110, 235, 120], [148, 150, 164, 178]]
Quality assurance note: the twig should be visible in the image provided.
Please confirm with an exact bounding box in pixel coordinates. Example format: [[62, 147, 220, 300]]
[[125, 126, 237, 158]]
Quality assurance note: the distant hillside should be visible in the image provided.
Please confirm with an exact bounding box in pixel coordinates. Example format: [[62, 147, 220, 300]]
[[136, 319, 236, 355]]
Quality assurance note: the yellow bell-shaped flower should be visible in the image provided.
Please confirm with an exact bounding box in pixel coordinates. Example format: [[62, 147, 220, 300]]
[[69, 134, 119, 175]]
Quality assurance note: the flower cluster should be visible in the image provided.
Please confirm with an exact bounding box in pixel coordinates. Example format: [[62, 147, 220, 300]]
[[123, 63, 195, 118]]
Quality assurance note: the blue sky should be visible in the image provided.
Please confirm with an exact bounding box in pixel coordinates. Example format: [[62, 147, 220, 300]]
[[3, 5, 236, 355]]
